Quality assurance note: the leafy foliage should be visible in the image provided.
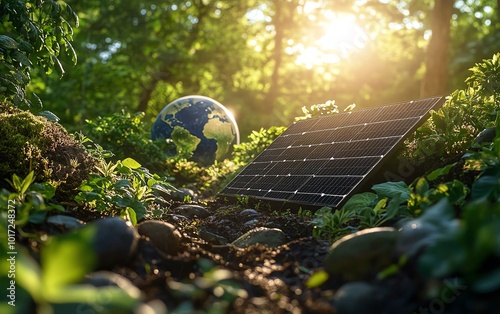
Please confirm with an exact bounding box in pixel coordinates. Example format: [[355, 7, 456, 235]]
[[84, 111, 168, 173], [407, 53, 500, 163], [0, 0, 78, 106], [0, 171, 64, 226], [75, 158, 176, 224], [232, 126, 286, 165]]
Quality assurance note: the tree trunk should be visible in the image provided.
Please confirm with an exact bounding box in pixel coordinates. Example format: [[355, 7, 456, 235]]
[[421, 0, 455, 97], [263, 0, 284, 115]]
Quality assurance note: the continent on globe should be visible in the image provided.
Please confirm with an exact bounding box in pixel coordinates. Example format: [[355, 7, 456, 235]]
[[151, 95, 240, 166]]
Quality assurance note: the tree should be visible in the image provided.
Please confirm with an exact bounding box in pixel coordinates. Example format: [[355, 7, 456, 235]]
[[0, 0, 78, 106], [28, 0, 500, 137], [421, 0, 455, 97]]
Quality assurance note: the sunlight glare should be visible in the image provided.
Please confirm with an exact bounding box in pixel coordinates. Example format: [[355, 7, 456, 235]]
[[293, 11, 367, 69]]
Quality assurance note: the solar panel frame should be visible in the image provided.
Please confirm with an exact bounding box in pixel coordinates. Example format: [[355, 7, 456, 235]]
[[219, 96, 445, 210]]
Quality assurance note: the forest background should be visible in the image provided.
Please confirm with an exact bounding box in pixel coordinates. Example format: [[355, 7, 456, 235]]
[[3, 0, 500, 138]]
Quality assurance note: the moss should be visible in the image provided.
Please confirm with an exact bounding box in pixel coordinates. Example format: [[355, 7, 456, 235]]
[[0, 103, 97, 200]]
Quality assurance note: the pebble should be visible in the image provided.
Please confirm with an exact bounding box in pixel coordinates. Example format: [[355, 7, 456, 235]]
[[243, 219, 259, 227], [240, 208, 260, 219], [173, 204, 211, 219], [198, 229, 228, 245], [170, 187, 196, 202], [87, 217, 139, 269], [162, 213, 190, 224], [324, 227, 398, 282], [137, 220, 183, 255], [90, 218, 139, 270], [232, 227, 287, 248], [334, 281, 380, 314], [47, 215, 85, 229]]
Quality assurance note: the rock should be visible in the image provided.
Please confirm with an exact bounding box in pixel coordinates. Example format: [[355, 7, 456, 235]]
[[173, 204, 211, 219], [90, 217, 139, 269], [334, 282, 380, 314], [232, 227, 287, 248], [198, 229, 228, 245], [243, 219, 259, 227], [47, 215, 85, 229], [162, 213, 190, 224], [170, 187, 196, 202], [137, 220, 182, 255], [240, 208, 260, 219], [324, 227, 398, 282]]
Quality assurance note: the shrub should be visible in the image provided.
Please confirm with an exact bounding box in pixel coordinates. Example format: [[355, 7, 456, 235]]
[[405, 53, 500, 165], [85, 111, 168, 173], [0, 103, 97, 199]]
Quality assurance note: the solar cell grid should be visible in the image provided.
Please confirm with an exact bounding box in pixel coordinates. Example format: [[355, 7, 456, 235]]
[[219, 96, 445, 209]]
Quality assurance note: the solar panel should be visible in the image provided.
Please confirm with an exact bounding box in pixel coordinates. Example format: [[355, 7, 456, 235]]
[[219, 97, 445, 209]]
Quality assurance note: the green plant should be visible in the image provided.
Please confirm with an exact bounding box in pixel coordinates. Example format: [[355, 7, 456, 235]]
[[0, 171, 64, 226], [232, 126, 286, 165], [0, 0, 78, 106], [75, 158, 177, 225], [349, 181, 412, 228], [0, 225, 141, 313], [310, 207, 356, 242], [406, 53, 500, 163], [418, 198, 500, 294], [85, 111, 168, 173], [408, 176, 469, 216]]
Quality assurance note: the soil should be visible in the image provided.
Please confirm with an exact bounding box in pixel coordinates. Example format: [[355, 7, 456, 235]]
[[20, 200, 340, 313]]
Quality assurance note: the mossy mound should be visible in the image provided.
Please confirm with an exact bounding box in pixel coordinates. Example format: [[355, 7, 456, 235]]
[[0, 103, 97, 200]]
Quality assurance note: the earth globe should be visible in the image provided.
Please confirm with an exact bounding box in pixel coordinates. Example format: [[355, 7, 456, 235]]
[[151, 95, 240, 166]]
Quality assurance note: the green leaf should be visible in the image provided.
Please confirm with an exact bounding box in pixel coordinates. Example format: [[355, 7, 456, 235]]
[[126, 207, 137, 226], [122, 158, 141, 169], [373, 197, 388, 215], [343, 192, 376, 212], [414, 177, 429, 195], [39, 110, 60, 122], [426, 163, 456, 181], [30, 182, 56, 200], [0, 35, 18, 49], [12, 174, 22, 192], [471, 167, 500, 201], [305, 270, 329, 288], [41, 226, 97, 290], [372, 181, 410, 200], [28, 211, 47, 224], [20, 171, 35, 195]]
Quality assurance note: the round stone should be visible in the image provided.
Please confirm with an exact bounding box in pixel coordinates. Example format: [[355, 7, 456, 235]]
[[173, 204, 211, 219], [231, 227, 287, 248], [324, 227, 398, 282], [151, 95, 240, 166], [137, 220, 183, 255], [90, 217, 139, 269]]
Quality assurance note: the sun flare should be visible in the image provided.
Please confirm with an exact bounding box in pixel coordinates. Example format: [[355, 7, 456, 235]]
[[292, 11, 367, 69]]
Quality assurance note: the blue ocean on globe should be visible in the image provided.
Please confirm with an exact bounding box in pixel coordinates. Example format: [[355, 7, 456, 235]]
[[151, 95, 240, 166]]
